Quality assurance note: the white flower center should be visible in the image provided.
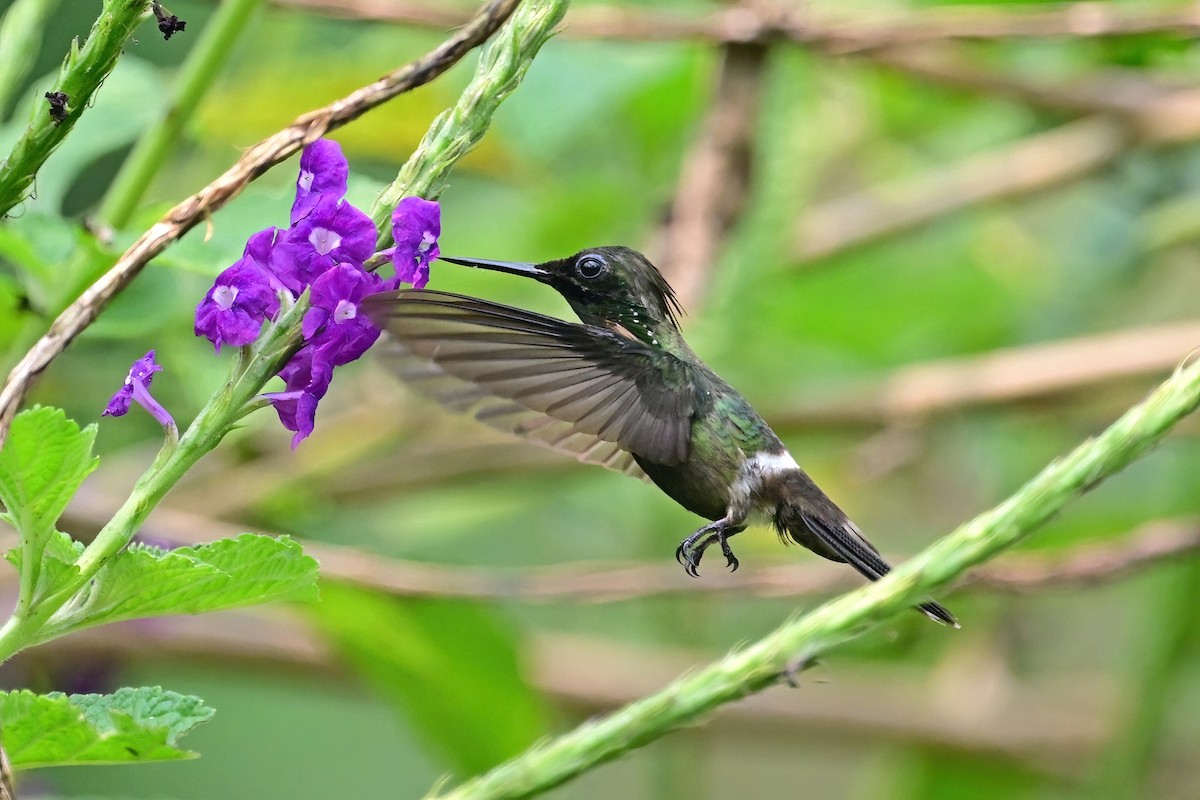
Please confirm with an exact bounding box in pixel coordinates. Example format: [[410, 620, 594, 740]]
[[333, 299, 357, 323], [214, 284, 239, 311], [298, 169, 315, 191], [419, 230, 436, 253], [310, 227, 341, 255]]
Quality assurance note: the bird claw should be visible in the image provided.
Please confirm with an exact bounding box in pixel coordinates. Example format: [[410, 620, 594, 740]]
[[675, 523, 743, 578], [679, 544, 702, 577]]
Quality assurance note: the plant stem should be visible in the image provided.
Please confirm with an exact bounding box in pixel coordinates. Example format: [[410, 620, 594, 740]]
[[426, 356, 1200, 800], [99, 0, 263, 228], [0, 0, 150, 217], [370, 0, 570, 240], [0, 301, 306, 661]]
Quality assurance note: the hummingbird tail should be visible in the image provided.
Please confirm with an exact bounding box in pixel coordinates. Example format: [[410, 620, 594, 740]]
[[774, 484, 959, 628]]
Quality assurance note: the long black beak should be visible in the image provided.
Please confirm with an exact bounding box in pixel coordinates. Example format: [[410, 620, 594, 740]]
[[438, 256, 550, 280]]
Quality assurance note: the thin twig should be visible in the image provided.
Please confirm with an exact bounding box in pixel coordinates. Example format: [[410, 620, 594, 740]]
[[0, 0, 520, 451], [793, 115, 1129, 263], [270, 0, 1200, 48], [868, 45, 1177, 118], [0, 734, 12, 800], [52, 486, 1200, 603], [147, 319, 1200, 514], [792, 49, 1200, 262], [651, 41, 766, 310], [775, 320, 1200, 427], [129, 316, 1200, 526]]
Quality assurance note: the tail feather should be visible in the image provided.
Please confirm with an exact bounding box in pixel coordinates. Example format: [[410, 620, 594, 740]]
[[794, 509, 958, 627], [771, 469, 958, 628]]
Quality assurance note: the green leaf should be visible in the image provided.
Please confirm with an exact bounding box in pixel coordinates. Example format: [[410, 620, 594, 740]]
[[5, 530, 84, 600], [0, 687, 214, 769], [44, 533, 319, 637], [310, 586, 548, 775], [0, 407, 97, 606]]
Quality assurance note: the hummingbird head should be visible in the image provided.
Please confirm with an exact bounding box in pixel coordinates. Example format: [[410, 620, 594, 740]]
[[439, 246, 683, 339]]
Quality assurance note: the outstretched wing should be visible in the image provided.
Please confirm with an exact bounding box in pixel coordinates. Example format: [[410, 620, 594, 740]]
[[362, 290, 701, 478]]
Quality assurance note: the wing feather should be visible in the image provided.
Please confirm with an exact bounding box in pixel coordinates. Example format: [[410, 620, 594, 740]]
[[362, 289, 701, 476]]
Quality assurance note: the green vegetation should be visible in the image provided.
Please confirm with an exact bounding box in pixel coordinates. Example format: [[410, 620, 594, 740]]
[[2, 1, 1200, 798]]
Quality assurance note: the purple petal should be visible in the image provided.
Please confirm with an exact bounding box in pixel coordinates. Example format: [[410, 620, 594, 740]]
[[265, 347, 334, 447], [103, 388, 132, 417], [194, 253, 280, 351], [278, 195, 376, 292], [291, 139, 349, 225], [104, 350, 161, 416], [303, 264, 384, 365], [103, 351, 175, 431], [389, 197, 441, 289]]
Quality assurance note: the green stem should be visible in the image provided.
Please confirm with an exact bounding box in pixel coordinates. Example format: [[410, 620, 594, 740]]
[[0, 0, 150, 217], [370, 0, 570, 242], [0, 300, 306, 661], [0, 0, 59, 120], [99, 0, 263, 228], [426, 357, 1200, 800]]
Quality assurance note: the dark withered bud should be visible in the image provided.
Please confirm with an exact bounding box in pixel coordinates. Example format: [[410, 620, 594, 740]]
[[44, 91, 69, 124], [152, 1, 186, 40]]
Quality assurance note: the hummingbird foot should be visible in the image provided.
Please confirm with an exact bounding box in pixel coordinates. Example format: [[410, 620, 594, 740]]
[[675, 521, 747, 577]]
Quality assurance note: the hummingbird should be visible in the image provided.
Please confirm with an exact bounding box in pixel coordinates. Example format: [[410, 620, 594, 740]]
[[362, 247, 956, 627]]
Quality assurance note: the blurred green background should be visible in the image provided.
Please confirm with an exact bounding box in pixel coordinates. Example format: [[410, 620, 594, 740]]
[[3, 0, 1200, 797]]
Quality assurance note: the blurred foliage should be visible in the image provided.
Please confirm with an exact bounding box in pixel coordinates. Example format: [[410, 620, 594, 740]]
[[2, 0, 1200, 798]]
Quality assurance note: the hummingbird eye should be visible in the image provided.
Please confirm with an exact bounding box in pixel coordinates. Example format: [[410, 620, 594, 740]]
[[577, 254, 607, 280]]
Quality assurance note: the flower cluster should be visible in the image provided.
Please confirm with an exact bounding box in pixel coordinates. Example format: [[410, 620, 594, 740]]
[[193, 139, 441, 446]]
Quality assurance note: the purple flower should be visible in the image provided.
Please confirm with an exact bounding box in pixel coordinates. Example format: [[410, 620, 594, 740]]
[[292, 139, 349, 224], [264, 347, 334, 448], [266, 263, 384, 444], [194, 230, 282, 351], [387, 197, 440, 289], [302, 264, 384, 367], [103, 351, 177, 432], [276, 194, 376, 293], [191, 139, 449, 447]]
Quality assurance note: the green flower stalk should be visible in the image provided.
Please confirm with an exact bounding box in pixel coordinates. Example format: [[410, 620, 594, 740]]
[[371, 0, 570, 236], [426, 355, 1200, 800]]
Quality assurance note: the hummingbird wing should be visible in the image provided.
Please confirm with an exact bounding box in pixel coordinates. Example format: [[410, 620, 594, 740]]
[[362, 290, 700, 478]]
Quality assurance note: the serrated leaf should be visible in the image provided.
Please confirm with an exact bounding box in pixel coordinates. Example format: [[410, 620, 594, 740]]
[[0, 687, 214, 769], [44, 534, 319, 637], [0, 407, 98, 603], [310, 587, 548, 775], [5, 529, 83, 570], [6, 530, 84, 601]]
